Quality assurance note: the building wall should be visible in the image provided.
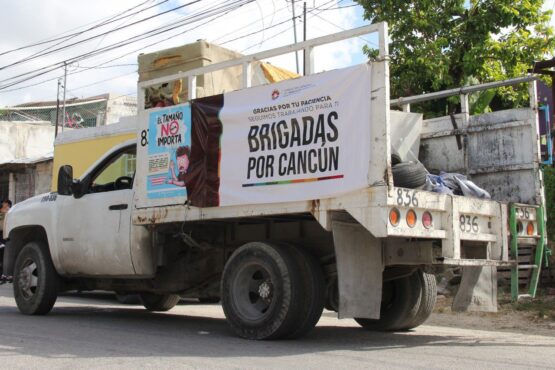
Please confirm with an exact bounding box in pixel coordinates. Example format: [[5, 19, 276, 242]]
[[0, 121, 54, 161], [52, 132, 136, 190], [12, 169, 34, 204], [1, 160, 53, 204], [35, 161, 53, 195], [104, 94, 137, 125]]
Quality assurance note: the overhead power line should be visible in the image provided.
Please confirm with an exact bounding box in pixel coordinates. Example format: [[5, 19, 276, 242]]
[[220, 0, 337, 49], [24, 0, 168, 65], [0, 0, 253, 90], [0, 0, 200, 71], [0, 0, 361, 96], [0, 0, 167, 57], [0, 0, 251, 92]]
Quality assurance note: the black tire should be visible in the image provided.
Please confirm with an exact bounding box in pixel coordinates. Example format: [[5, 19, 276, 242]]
[[354, 275, 415, 331], [399, 270, 437, 330], [221, 242, 303, 340], [392, 161, 428, 189], [324, 276, 339, 312], [393, 270, 422, 331], [198, 297, 220, 304], [283, 246, 325, 339], [140, 293, 180, 311], [115, 292, 141, 304], [391, 149, 402, 166], [13, 241, 59, 315]]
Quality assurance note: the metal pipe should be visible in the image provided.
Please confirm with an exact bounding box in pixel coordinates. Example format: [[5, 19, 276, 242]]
[[139, 24, 383, 89], [55, 78, 61, 138], [391, 75, 538, 107], [291, 0, 299, 74], [61, 61, 68, 132], [303, 1, 307, 75]]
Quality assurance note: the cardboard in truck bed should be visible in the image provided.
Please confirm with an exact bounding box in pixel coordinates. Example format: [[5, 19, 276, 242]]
[[139, 41, 299, 110]]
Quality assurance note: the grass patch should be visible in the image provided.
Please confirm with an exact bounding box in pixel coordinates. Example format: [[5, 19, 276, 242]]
[[506, 297, 555, 321]]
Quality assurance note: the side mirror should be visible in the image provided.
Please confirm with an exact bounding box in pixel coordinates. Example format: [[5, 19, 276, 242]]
[[57, 165, 73, 196], [71, 179, 84, 199]]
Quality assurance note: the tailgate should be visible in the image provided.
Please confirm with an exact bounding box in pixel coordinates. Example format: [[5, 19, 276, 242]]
[[384, 187, 511, 266]]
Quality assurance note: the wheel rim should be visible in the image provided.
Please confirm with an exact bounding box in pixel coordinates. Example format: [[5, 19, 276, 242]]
[[18, 258, 38, 300], [231, 262, 276, 323]]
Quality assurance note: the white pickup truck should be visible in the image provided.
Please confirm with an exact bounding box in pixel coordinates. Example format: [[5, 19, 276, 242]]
[[3, 24, 541, 340]]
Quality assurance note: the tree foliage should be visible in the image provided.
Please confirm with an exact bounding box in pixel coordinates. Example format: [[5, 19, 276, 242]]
[[357, 0, 555, 114], [543, 166, 555, 241]]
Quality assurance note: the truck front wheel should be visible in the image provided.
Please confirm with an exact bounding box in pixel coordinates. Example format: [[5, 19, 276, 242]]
[[13, 241, 59, 315], [221, 242, 304, 340], [140, 293, 180, 311]]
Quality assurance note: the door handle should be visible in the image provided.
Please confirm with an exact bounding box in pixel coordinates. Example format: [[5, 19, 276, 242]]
[[109, 204, 128, 210]]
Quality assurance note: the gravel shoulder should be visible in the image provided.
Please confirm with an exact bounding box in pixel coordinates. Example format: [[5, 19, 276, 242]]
[[427, 294, 555, 337]]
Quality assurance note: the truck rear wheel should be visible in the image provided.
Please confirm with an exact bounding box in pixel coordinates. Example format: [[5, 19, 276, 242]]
[[13, 241, 59, 315], [398, 270, 437, 330], [115, 292, 141, 304], [354, 275, 416, 331], [221, 242, 304, 340], [284, 245, 325, 339], [140, 293, 180, 311]]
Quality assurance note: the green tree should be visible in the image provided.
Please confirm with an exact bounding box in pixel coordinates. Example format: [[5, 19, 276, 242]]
[[358, 0, 555, 114]]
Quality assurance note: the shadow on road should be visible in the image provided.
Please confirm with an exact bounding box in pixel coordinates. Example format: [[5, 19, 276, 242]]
[[0, 299, 553, 361]]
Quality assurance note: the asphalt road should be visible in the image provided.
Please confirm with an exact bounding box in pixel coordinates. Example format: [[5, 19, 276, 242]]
[[0, 285, 553, 369]]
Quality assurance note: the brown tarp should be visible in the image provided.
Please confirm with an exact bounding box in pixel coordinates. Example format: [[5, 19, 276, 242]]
[[185, 94, 224, 207]]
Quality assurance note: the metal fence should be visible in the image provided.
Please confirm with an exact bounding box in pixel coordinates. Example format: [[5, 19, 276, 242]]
[[0, 100, 108, 129], [0, 94, 138, 129]]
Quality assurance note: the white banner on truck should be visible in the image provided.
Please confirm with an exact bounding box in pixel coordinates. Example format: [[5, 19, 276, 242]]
[[218, 64, 371, 206]]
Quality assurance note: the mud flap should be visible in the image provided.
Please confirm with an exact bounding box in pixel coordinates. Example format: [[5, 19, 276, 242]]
[[452, 266, 498, 313], [332, 221, 383, 319]]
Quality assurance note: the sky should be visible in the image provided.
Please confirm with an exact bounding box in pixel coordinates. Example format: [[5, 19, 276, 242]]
[[0, 0, 371, 107]]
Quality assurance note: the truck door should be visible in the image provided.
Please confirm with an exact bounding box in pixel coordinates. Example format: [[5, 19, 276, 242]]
[[57, 145, 136, 276]]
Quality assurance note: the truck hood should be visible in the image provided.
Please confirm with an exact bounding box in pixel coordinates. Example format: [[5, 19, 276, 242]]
[[11, 192, 52, 210], [4, 192, 58, 237]]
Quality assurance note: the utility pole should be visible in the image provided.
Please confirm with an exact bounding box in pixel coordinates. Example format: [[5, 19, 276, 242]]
[[303, 2, 307, 75], [291, 0, 299, 74], [55, 78, 61, 137], [61, 61, 68, 133]]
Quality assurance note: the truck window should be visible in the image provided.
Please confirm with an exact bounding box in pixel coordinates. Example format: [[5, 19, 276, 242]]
[[90, 147, 136, 193]]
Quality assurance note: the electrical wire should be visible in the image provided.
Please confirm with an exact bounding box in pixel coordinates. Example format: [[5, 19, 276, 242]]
[[0, 0, 249, 93], [309, 11, 377, 46], [0, 0, 254, 90], [75, 64, 138, 69], [0, 0, 200, 71], [18, 0, 164, 64], [210, 1, 291, 43], [0, 0, 168, 57], [0, 0, 363, 98], [90, 0, 158, 54], [237, 0, 338, 52], [68, 70, 138, 91]]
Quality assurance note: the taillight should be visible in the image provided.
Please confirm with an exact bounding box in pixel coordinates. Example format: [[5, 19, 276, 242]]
[[517, 221, 523, 234], [526, 222, 534, 236], [422, 211, 433, 229], [406, 209, 417, 228], [389, 208, 400, 226]]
